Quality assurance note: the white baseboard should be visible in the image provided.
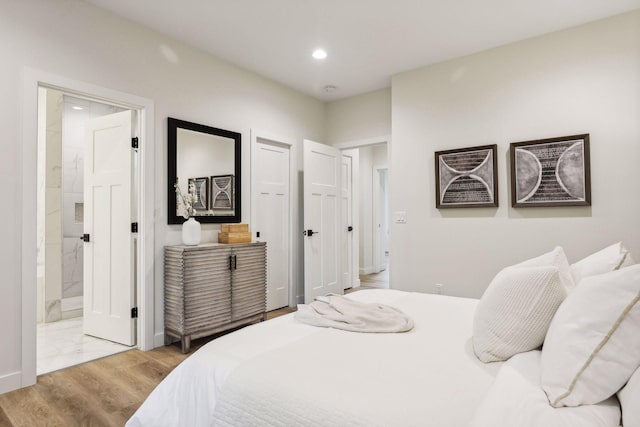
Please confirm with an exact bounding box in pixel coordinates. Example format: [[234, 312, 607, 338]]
[[0, 371, 22, 394], [153, 332, 166, 349]]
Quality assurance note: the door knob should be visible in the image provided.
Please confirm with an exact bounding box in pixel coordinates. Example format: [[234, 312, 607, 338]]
[[304, 229, 319, 236]]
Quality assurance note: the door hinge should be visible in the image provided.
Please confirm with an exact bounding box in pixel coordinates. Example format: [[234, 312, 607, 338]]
[[132, 137, 139, 149], [131, 307, 138, 318], [131, 222, 138, 233]]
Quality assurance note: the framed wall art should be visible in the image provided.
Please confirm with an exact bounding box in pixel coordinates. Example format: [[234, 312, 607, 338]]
[[188, 177, 210, 211], [435, 144, 498, 208], [510, 134, 591, 207], [210, 175, 235, 210]]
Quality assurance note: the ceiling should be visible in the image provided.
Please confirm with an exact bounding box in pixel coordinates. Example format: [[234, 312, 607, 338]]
[[84, 0, 640, 102]]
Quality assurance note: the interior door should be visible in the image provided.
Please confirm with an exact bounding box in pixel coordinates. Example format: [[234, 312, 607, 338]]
[[253, 139, 290, 311], [303, 140, 342, 303], [83, 110, 135, 346], [341, 155, 353, 290]]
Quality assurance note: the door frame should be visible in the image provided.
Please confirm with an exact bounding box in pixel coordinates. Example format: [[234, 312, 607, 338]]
[[250, 129, 297, 307], [19, 68, 155, 390]]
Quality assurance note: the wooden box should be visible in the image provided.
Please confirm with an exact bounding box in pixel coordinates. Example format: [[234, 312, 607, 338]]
[[218, 231, 252, 243], [221, 224, 249, 233]]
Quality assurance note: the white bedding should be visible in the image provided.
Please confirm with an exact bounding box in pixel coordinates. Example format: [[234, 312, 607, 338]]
[[470, 351, 621, 427], [128, 289, 502, 427]]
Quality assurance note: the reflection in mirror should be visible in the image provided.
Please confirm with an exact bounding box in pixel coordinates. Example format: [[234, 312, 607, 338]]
[[168, 118, 241, 224]]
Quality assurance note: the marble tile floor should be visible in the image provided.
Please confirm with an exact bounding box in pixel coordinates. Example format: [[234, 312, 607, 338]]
[[37, 317, 133, 375]]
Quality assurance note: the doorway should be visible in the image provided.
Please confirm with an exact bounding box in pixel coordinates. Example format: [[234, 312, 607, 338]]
[[337, 140, 390, 290], [36, 87, 137, 374], [19, 68, 155, 391], [354, 144, 389, 288], [373, 167, 390, 274]]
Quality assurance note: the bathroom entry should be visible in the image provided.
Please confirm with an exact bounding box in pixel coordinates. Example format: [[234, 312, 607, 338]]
[[36, 88, 137, 373]]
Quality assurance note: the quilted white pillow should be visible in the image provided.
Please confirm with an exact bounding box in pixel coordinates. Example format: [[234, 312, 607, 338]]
[[571, 242, 635, 285], [514, 246, 575, 292], [473, 266, 566, 363], [618, 367, 640, 427], [541, 264, 640, 407]]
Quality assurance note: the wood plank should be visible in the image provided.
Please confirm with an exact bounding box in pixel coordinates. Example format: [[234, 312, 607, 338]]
[[0, 279, 286, 426], [0, 386, 67, 427]]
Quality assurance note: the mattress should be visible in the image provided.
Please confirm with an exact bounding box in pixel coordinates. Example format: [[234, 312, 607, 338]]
[[127, 289, 502, 427]]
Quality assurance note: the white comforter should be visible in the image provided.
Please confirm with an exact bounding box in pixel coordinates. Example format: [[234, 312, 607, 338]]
[[128, 289, 501, 427]]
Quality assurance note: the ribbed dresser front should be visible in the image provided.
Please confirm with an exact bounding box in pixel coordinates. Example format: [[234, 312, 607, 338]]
[[164, 242, 266, 353]]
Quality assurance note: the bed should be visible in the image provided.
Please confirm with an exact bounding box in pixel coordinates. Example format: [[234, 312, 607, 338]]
[[128, 243, 639, 427], [127, 289, 503, 427]]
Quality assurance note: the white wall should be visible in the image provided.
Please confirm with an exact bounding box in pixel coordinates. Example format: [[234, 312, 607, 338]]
[[326, 88, 391, 144], [2, 0, 324, 392], [391, 10, 640, 298]]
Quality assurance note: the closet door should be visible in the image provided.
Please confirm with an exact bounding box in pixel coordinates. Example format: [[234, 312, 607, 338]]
[[231, 243, 266, 322], [181, 245, 232, 334]]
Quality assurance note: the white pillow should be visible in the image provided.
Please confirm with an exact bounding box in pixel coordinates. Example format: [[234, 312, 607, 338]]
[[514, 246, 575, 292], [470, 351, 621, 427], [541, 264, 640, 407], [618, 367, 640, 427], [473, 265, 566, 363], [571, 242, 635, 285]]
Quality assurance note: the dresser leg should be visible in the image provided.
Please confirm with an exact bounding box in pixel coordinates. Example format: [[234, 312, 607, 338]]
[[181, 336, 191, 354]]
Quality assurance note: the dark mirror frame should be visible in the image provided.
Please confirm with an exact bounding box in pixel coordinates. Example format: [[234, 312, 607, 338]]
[[167, 117, 241, 224]]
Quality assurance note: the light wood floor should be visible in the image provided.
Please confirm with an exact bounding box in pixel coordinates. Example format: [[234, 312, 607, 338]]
[[358, 268, 389, 288], [0, 306, 296, 427]]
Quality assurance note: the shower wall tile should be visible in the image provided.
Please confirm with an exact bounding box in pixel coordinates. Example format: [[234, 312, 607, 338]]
[[63, 193, 84, 237], [63, 281, 83, 299], [46, 90, 63, 133], [45, 188, 62, 245], [44, 299, 61, 323], [45, 129, 62, 188], [44, 242, 62, 301], [63, 146, 84, 193], [62, 238, 83, 283], [37, 276, 44, 324], [62, 237, 83, 300]]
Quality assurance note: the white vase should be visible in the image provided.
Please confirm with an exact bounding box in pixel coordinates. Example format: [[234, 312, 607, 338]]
[[182, 217, 201, 246]]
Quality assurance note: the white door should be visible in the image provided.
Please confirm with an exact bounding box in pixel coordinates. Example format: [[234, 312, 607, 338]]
[[341, 155, 354, 290], [83, 110, 135, 346], [253, 139, 290, 311], [303, 140, 342, 303]]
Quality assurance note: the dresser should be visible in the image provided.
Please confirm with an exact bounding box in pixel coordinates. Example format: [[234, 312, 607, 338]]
[[164, 242, 267, 353]]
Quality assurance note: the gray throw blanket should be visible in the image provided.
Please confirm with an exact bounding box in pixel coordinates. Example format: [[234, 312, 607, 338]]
[[294, 293, 414, 333]]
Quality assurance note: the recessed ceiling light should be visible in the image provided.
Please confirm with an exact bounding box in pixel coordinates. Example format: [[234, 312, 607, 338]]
[[312, 49, 327, 60], [72, 106, 84, 110]]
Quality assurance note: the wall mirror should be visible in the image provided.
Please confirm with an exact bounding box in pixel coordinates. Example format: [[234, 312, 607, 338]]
[[168, 117, 241, 224]]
